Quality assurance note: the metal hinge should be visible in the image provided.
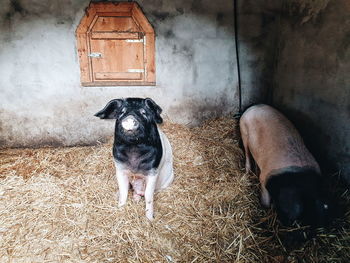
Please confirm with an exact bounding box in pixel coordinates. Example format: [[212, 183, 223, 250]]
[[88, 52, 102, 58], [125, 39, 143, 43], [128, 69, 144, 73]]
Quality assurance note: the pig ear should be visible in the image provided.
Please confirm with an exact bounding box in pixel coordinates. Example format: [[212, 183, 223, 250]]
[[94, 99, 124, 119], [145, 98, 163, 124]]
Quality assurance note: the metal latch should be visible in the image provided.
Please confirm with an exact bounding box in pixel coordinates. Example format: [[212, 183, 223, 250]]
[[88, 52, 102, 58]]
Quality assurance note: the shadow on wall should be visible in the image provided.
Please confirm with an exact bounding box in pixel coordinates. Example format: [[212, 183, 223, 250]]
[[237, 0, 282, 108], [272, 0, 350, 184], [0, 0, 85, 26], [275, 102, 350, 185], [276, 106, 333, 170], [235, 0, 350, 185], [167, 96, 233, 127]]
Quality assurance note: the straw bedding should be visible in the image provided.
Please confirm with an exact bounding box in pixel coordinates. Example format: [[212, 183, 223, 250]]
[[0, 118, 349, 262]]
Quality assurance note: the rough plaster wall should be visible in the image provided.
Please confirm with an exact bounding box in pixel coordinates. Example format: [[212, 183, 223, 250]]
[[273, 0, 350, 183], [237, 0, 281, 108], [0, 0, 238, 147]]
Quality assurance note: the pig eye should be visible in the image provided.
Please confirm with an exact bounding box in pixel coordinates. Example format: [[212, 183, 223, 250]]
[[140, 109, 146, 115]]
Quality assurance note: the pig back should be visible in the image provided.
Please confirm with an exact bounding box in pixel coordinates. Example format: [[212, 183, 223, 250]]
[[240, 104, 320, 179]]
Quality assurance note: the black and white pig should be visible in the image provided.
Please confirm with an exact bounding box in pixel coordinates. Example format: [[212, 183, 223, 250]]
[[240, 104, 333, 227], [95, 98, 174, 220]]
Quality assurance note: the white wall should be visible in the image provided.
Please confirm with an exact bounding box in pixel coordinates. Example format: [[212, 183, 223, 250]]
[[0, 0, 238, 147]]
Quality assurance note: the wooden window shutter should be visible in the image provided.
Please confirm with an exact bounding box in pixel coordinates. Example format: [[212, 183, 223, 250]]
[[76, 2, 155, 86]]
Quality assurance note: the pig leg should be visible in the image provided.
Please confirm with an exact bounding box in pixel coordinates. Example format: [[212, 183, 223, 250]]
[[144, 171, 158, 220], [115, 163, 129, 207], [242, 137, 252, 172], [260, 184, 271, 207], [131, 178, 145, 202]]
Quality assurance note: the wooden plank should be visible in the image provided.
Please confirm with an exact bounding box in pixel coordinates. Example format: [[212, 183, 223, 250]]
[[144, 33, 156, 83], [82, 81, 156, 87], [91, 32, 140, 40], [76, 5, 97, 34], [92, 16, 139, 32], [87, 14, 99, 33], [131, 3, 154, 33], [91, 2, 134, 13], [76, 33, 91, 83], [95, 72, 142, 80], [96, 12, 131, 17], [90, 39, 144, 77]]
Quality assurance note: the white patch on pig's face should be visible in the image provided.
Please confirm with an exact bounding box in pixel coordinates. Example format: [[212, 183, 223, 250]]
[[121, 116, 139, 131]]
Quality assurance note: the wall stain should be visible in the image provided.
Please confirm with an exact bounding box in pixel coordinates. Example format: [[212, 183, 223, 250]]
[[6, 0, 27, 20], [151, 6, 185, 23], [171, 43, 193, 60], [151, 11, 171, 21], [168, 96, 232, 127], [261, 12, 276, 28], [190, 0, 202, 13], [216, 12, 224, 23], [176, 7, 184, 15], [165, 29, 175, 38], [337, 32, 350, 60]]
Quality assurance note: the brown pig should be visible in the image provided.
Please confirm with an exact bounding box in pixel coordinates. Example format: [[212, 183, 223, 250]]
[[240, 104, 332, 227]]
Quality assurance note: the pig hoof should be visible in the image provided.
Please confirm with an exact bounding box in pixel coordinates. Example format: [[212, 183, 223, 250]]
[[146, 210, 154, 221], [118, 201, 126, 208]]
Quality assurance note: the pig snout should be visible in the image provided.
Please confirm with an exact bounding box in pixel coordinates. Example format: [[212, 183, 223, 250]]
[[275, 188, 304, 226], [304, 198, 334, 228], [121, 115, 139, 132]]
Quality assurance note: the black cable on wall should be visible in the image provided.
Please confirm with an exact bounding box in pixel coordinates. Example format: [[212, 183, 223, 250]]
[[233, 0, 242, 117]]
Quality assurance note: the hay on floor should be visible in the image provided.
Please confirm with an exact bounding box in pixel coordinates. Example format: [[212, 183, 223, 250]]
[[0, 118, 349, 262]]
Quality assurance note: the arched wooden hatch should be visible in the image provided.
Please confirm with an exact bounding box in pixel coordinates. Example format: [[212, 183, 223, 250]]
[[76, 2, 155, 86]]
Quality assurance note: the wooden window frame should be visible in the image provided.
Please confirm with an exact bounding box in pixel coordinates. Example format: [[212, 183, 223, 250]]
[[76, 2, 156, 86]]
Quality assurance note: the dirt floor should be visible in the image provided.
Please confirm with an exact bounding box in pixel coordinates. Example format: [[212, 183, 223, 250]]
[[0, 118, 349, 262]]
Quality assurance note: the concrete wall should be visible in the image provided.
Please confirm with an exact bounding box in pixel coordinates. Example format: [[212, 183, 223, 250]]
[[272, 0, 350, 183], [0, 0, 238, 147], [236, 0, 349, 183], [1, 0, 348, 184], [237, 0, 281, 107]]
